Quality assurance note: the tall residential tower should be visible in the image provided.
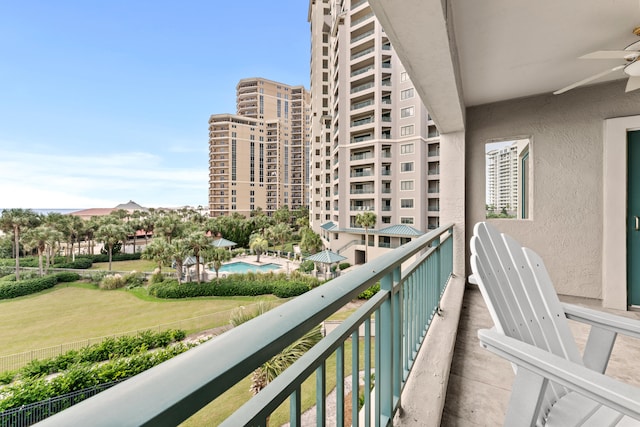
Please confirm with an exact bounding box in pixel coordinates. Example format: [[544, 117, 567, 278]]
[[308, 0, 441, 263], [208, 78, 310, 217]]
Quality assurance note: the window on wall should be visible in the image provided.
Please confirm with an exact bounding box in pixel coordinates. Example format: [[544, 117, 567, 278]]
[[400, 125, 414, 136], [400, 88, 414, 100], [400, 143, 414, 154], [485, 138, 531, 220], [400, 180, 414, 191], [401, 162, 414, 172], [401, 199, 414, 208], [400, 217, 414, 224], [400, 106, 414, 118], [400, 71, 409, 82]]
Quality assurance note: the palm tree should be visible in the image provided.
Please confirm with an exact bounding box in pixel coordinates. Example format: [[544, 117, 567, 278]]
[[204, 247, 231, 279], [355, 211, 377, 263], [0, 209, 41, 280], [229, 303, 322, 401], [267, 223, 292, 255], [300, 227, 323, 254], [22, 225, 60, 276], [95, 222, 128, 271], [184, 230, 211, 284], [168, 238, 191, 285], [141, 238, 172, 272], [249, 234, 269, 263], [155, 213, 184, 244]]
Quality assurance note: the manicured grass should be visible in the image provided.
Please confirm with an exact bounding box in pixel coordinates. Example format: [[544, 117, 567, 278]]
[[181, 338, 371, 426], [0, 283, 280, 356], [90, 259, 174, 272]]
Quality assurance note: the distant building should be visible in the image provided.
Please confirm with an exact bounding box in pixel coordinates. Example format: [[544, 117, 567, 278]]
[[69, 200, 148, 220], [307, 0, 440, 264], [485, 140, 529, 217], [208, 77, 310, 217]]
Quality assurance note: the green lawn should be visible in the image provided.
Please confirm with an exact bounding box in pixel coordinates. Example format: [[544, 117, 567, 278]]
[[90, 259, 174, 272], [0, 284, 280, 356]]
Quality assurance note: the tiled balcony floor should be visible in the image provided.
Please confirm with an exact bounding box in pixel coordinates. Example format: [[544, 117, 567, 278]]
[[441, 286, 640, 426]]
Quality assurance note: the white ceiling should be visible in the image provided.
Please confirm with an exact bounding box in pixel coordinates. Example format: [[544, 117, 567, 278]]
[[369, 0, 640, 132], [452, 0, 640, 106]]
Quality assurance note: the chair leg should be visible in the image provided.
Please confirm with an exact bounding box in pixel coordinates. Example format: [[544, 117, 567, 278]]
[[504, 367, 548, 427]]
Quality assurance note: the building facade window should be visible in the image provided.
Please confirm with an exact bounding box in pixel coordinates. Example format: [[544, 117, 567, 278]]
[[400, 162, 414, 172], [400, 217, 414, 224], [400, 88, 414, 100], [400, 143, 414, 154], [400, 180, 414, 191], [400, 106, 414, 118], [401, 199, 414, 208], [400, 125, 414, 136]]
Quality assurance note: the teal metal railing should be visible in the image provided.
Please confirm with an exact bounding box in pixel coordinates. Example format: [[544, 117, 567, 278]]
[[37, 224, 454, 427]]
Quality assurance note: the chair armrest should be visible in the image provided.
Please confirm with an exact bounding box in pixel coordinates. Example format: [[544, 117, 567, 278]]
[[468, 274, 477, 285], [478, 328, 640, 420], [562, 303, 640, 339]]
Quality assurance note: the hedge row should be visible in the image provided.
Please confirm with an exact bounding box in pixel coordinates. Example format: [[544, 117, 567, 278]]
[[0, 272, 80, 300], [149, 272, 322, 299], [0, 343, 193, 411], [14, 329, 186, 380]]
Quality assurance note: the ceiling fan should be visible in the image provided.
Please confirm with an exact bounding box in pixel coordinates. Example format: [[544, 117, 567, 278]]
[[554, 27, 640, 94]]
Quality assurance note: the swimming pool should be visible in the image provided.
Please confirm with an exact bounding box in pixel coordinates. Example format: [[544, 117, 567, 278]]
[[214, 261, 281, 274]]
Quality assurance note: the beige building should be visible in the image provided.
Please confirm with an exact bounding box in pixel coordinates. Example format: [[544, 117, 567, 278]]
[[208, 78, 310, 217], [308, 0, 441, 264]]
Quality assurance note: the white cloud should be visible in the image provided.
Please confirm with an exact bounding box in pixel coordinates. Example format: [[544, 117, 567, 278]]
[[0, 150, 208, 209]]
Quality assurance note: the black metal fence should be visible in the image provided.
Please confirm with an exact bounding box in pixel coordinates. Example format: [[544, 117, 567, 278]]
[[0, 379, 124, 427]]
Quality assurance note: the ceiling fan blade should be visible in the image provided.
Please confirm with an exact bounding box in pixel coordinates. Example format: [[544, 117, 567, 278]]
[[553, 65, 625, 95], [626, 76, 640, 92], [580, 50, 638, 59]]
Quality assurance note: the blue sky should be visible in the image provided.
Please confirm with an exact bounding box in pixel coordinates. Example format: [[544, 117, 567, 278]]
[[0, 1, 310, 209]]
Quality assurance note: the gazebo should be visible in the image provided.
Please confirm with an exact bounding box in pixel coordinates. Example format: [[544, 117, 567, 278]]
[[211, 237, 237, 249], [304, 250, 347, 279]]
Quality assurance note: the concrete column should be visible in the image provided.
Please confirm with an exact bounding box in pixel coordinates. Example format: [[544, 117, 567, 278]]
[[439, 131, 466, 277]]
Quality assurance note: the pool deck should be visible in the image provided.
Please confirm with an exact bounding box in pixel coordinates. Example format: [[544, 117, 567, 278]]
[[205, 254, 300, 280]]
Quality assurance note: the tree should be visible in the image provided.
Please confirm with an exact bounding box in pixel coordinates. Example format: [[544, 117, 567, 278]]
[[95, 222, 128, 271], [300, 228, 323, 254], [141, 238, 172, 272], [273, 205, 291, 225], [204, 247, 231, 279], [155, 213, 185, 244], [228, 303, 322, 399], [0, 209, 41, 280], [355, 212, 377, 263], [184, 230, 211, 284], [267, 223, 292, 255], [23, 224, 61, 276], [249, 234, 269, 263], [168, 238, 191, 285]]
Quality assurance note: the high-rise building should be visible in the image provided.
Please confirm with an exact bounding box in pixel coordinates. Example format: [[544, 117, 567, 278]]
[[308, 0, 441, 263], [208, 78, 310, 217], [485, 139, 530, 217]]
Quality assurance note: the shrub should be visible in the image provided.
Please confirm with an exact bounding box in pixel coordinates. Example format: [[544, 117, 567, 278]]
[[338, 262, 351, 271], [123, 271, 145, 289], [50, 272, 81, 283], [149, 268, 164, 285], [99, 274, 126, 290], [358, 282, 380, 300], [148, 273, 322, 299], [0, 273, 16, 282], [0, 276, 58, 299], [299, 260, 315, 273], [0, 370, 16, 385], [53, 258, 93, 269]]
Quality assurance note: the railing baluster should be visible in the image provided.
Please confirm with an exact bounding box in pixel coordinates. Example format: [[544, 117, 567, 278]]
[[337, 344, 344, 426], [289, 386, 301, 427], [352, 330, 360, 427], [316, 362, 326, 427], [378, 273, 393, 425], [364, 317, 372, 427], [392, 267, 402, 408]]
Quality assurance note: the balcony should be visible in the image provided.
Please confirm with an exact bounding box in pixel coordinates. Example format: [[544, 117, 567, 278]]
[[41, 227, 454, 426]]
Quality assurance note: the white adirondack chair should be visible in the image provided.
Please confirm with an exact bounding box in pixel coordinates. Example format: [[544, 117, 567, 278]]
[[470, 221, 640, 426]]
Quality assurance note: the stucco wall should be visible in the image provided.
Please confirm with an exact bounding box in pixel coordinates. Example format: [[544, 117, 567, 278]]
[[466, 79, 640, 300]]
